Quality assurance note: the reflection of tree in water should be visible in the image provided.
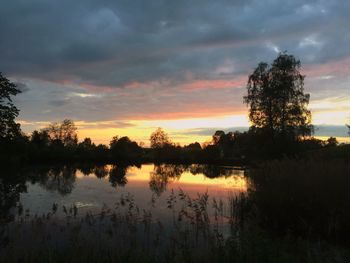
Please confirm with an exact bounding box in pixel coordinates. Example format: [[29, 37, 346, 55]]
[[0, 174, 27, 222], [94, 165, 109, 179], [188, 164, 239, 178], [39, 166, 76, 195], [109, 165, 128, 188], [149, 164, 184, 196], [79, 164, 95, 176]]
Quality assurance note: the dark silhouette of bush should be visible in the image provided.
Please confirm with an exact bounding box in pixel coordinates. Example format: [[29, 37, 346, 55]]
[[109, 136, 142, 161]]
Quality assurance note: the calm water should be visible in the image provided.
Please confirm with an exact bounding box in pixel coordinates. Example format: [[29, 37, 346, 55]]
[[1, 164, 247, 221]]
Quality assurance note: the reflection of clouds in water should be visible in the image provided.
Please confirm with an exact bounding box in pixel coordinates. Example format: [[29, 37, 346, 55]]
[[74, 201, 96, 208], [8, 164, 247, 218]]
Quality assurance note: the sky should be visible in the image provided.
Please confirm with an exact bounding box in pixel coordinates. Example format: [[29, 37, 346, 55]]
[[1, 0, 350, 145]]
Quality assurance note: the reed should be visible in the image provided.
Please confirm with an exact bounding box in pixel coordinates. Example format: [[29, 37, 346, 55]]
[[1, 185, 348, 263]]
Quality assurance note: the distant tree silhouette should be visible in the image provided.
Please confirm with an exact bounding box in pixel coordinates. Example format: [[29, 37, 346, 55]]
[[45, 119, 78, 146], [244, 52, 313, 138], [0, 72, 21, 139], [213, 130, 225, 145], [109, 136, 142, 160], [326, 137, 338, 147], [150, 128, 171, 148], [79, 137, 94, 149], [80, 137, 93, 146], [30, 130, 50, 147]]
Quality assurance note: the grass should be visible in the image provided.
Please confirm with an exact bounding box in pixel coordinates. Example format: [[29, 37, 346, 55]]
[[247, 158, 350, 243], [1, 184, 349, 263]]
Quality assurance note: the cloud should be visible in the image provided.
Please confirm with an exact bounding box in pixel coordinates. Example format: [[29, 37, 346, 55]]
[[76, 120, 136, 130], [2, 0, 349, 87], [49, 100, 69, 107], [313, 125, 349, 137], [1, 0, 350, 138]]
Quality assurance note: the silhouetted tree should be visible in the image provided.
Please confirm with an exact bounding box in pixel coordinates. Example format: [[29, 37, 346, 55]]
[[80, 137, 93, 147], [0, 72, 21, 139], [150, 128, 171, 148], [45, 119, 78, 146], [244, 53, 312, 138], [30, 130, 50, 147], [213, 130, 225, 144], [326, 137, 338, 147], [109, 136, 142, 160]]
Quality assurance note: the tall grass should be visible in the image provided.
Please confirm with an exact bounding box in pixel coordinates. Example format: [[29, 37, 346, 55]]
[[1, 186, 348, 262], [247, 158, 350, 243]]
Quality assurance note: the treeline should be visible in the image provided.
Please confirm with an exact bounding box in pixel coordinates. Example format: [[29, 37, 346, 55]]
[[0, 118, 343, 166]]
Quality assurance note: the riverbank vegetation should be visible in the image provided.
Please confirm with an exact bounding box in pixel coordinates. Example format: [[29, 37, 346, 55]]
[[1, 187, 350, 263]]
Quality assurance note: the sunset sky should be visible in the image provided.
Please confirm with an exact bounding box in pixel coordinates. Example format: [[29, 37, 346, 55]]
[[1, 0, 349, 145]]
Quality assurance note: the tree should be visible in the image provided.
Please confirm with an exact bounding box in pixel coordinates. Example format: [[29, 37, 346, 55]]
[[326, 137, 338, 147], [244, 52, 312, 138], [30, 130, 50, 147], [150, 128, 170, 148], [0, 72, 21, 139], [80, 137, 93, 148], [109, 136, 119, 149], [109, 136, 142, 160], [45, 119, 78, 146]]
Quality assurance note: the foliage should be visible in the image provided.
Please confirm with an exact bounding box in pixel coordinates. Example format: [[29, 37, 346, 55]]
[[150, 128, 171, 149], [244, 52, 313, 138], [30, 130, 50, 147], [326, 136, 338, 147], [44, 119, 78, 146], [109, 136, 142, 161], [0, 72, 21, 139]]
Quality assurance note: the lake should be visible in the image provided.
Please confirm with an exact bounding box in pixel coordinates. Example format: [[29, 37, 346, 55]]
[[1, 163, 247, 222]]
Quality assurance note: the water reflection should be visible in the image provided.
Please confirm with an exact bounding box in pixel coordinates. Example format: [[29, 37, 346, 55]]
[[93, 165, 108, 178], [0, 164, 247, 220], [0, 174, 27, 222], [38, 166, 76, 195], [149, 164, 184, 196], [109, 165, 128, 188]]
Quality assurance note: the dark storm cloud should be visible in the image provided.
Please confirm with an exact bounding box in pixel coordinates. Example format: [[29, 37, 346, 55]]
[[2, 0, 349, 88], [2, 0, 350, 135]]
